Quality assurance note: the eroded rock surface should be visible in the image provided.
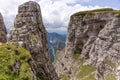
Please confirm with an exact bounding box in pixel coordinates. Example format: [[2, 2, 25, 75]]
[[55, 8, 120, 80], [66, 10, 115, 58], [89, 17, 120, 80], [0, 13, 7, 42], [9, 1, 59, 80]]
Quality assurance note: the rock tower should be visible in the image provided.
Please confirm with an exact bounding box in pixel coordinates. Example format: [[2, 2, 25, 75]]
[[9, 1, 59, 80]]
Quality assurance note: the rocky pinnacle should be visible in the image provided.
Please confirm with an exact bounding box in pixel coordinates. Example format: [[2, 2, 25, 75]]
[[55, 9, 120, 80], [0, 13, 7, 43], [9, 1, 59, 80]]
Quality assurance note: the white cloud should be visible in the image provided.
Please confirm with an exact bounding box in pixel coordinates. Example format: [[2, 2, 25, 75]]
[[0, 0, 35, 31], [38, 0, 106, 33], [0, 0, 108, 33], [83, 0, 92, 2]]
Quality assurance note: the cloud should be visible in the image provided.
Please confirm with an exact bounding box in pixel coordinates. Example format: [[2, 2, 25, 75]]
[[38, 0, 106, 33], [0, 0, 35, 31], [82, 0, 92, 2], [0, 0, 110, 33]]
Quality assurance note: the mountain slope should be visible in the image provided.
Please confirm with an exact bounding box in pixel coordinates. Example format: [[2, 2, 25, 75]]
[[47, 32, 66, 62]]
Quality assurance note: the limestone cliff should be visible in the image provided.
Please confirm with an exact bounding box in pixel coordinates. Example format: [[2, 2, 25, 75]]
[[9, 1, 59, 80], [55, 8, 120, 80], [0, 13, 7, 43], [89, 16, 120, 80]]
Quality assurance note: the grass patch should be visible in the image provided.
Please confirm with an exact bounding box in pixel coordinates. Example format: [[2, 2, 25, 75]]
[[0, 43, 33, 80], [92, 8, 113, 12], [77, 64, 96, 79], [61, 74, 69, 80], [71, 8, 114, 18], [73, 53, 80, 60], [29, 33, 36, 40], [105, 73, 116, 80], [115, 10, 120, 17], [36, 73, 45, 80], [105, 59, 116, 68], [82, 73, 96, 80], [71, 11, 93, 18], [51, 46, 56, 64]]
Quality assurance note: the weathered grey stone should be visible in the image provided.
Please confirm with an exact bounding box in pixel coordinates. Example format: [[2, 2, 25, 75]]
[[0, 13, 7, 43], [66, 11, 115, 58], [55, 9, 120, 80], [9, 1, 59, 80], [89, 17, 120, 80]]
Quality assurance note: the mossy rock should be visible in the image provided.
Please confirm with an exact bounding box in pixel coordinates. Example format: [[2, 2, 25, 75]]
[[91, 8, 113, 12], [82, 73, 96, 80], [29, 33, 37, 40], [61, 74, 70, 80], [105, 73, 116, 80], [36, 73, 45, 80], [0, 43, 33, 80], [73, 53, 80, 60], [115, 10, 120, 17], [71, 8, 114, 18], [77, 64, 96, 79], [105, 59, 116, 68]]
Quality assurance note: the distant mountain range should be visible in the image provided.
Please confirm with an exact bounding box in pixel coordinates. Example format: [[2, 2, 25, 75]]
[[47, 32, 66, 62]]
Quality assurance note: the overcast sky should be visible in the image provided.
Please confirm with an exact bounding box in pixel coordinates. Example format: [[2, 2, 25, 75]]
[[0, 0, 119, 34]]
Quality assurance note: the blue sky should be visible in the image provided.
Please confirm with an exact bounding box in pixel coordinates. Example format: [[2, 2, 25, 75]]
[[0, 0, 119, 34], [78, 0, 120, 9]]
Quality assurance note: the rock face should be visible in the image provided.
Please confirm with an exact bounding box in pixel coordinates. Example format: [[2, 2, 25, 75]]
[[89, 17, 120, 80], [66, 9, 115, 58], [9, 1, 58, 80], [55, 8, 120, 80], [0, 13, 7, 42]]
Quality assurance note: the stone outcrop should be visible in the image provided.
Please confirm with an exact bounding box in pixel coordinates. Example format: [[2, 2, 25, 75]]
[[9, 1, 59, 80], [89, 16, 120, 80], [55, 8, 120, 80], [0, 13, 7, 42], [66, 9, 115, 58]]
